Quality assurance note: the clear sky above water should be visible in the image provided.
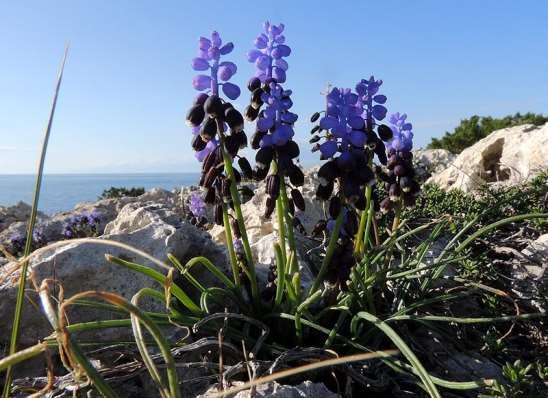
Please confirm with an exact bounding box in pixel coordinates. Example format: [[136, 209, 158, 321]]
[[0, 0, 546, 174]]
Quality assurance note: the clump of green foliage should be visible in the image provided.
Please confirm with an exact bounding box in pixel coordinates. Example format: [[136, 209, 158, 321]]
[[99, 186, 145, 199], [405, 171, 547, 227], [428, 113, 548, 154]]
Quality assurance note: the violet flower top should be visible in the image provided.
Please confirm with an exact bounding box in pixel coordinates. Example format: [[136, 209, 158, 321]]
[[188, 191, 206, 218], [248, 22, 297, 148], [386, 112, 414, 152], [190, 31, 239, 161], [192, 31, 240, 100], [317, 87, 365, 159], [247, 22, 291, 83], [356, 76, 388, 125]]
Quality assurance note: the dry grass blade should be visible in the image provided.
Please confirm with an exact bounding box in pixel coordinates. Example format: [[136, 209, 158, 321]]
[[205, 350, 398, 398], [3, 45, 69, 398]]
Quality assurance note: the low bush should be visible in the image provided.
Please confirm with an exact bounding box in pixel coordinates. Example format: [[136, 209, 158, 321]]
[[99, 186, 145, 199], [427, 113, 548, 154]]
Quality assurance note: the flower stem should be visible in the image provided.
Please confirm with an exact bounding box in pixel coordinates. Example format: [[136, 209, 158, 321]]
[[354, 185, 373, 255], [222, 204, 240, 288], [279, 176, 298, 275], [385, 202, 402, 267], [308, 208, 344, 296], [363, 194, 375, 254], [275, 197, 287, 265], [217, 122, 259, 307]]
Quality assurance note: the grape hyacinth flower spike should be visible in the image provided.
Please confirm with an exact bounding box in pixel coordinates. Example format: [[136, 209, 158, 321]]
[[186, 30, 259, 305], [186, 30, 250, 224], [378, 112, 420, 213], [245, 22, 304, 217], [245, 21, 305, 281], [307, 85, 379, 291]]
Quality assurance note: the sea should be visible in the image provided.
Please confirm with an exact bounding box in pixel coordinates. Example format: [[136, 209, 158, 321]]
[[0, 173, 200, 214]]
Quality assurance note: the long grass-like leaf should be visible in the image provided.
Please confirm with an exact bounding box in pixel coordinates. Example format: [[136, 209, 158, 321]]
[[455, 213, 548, 253], [131, 288, 175, 398], [351, 312, 441, 398], [62, 291, 181, 398], [2, 46, 69, 398], [106, 254, 201, 314]]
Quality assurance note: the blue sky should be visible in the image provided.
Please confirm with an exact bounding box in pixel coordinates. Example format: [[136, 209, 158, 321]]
[[0, 0, 546, 174]]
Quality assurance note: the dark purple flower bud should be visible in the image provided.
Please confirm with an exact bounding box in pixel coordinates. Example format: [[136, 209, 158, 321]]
[[214, 203, 223, 226], [204, 187, 216, 204], [254, 166, 269, 181], [288, 165, 304, 186], [310, 112, 320, 122], [204, 167, 221, 189], [224, 135, 240, 157], [291, 188, 305, 211], [378, 124, 393, 141], [264, 196, 275, 218], [374, 139, 388, 165], [224, 108, 244, 132], [310, 125, 320, 135], [230, 218, 241, 238], [251, 88, 264, 107], [318, 160, 338, 186], [238, 157, 253, 179], [194, 93, 209, 106], [192, 134, 207, 151], [316, 180, 334, 200], [248, 77, 261, 92], [251, 130, 266, 150], [200, 117, 217, 141], [204, 95, 224, 117], [255, 146, 274, 169], [186, 104, 205, 127], [244, 105, 260, 121], [266, 174, 280, 199], [309, 135, 320, 144], [389, 183, 401, 201]]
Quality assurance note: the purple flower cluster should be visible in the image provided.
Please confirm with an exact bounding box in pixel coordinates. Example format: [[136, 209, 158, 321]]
[[187, 31, 254, 226], [8, 229, 46, 256], [311, 86, 376, 208], [244, 22, 305, 219], [377, 112, 420, 212], [192, 31, 240, 100], [188, 31, 244, 163], [247, 22, 290, 83], [188, 191, 206, 219], [386, 112, 414, 152], [62, 211, 101, 239]]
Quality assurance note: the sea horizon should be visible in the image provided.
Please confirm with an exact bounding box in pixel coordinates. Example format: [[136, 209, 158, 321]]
[[0, 172, 200, 214]]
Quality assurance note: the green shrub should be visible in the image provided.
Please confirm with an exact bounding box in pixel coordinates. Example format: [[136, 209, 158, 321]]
[[99, 186, 145, 199], [428, 113, 548, 154], [404, 171, 547, 227]]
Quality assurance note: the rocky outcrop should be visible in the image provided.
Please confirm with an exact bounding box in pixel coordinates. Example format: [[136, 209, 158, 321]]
[[0, 201, 226, 345], [428, 122, 548, 192], [0, 201, 46, 232], [413, 148, 456, 180]]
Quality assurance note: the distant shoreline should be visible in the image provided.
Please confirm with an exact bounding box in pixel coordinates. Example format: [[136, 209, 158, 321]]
[[0, 173, 200, 214]]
